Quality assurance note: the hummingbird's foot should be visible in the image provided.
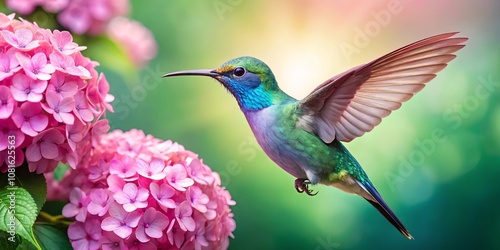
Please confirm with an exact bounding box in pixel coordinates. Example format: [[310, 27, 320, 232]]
[[294, 178, 318, 196]]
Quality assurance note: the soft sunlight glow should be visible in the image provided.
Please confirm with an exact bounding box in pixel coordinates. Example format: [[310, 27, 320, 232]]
[[278, 51, 327, 99], [265, 42, 345, 100]]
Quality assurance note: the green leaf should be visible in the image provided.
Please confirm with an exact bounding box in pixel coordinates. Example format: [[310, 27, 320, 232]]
[[0, 187, 41, 250], [15, 239, 37, 250], [0, 230, 19, 250], [53, 164, 70, 181], [14, 166, 47, 213], [0, 163, 47, 213], [33, 224, 71, 250]]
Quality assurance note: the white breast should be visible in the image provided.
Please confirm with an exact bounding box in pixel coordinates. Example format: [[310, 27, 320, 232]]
[[243, 107, 308, 179]]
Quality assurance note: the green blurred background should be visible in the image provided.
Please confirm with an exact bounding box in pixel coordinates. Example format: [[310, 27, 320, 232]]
[[96, 0, 500, 249]]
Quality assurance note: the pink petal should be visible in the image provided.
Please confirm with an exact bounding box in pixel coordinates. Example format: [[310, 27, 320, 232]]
[[71, 239, 89, 250], [147, 216, 168, 238], [78, 109, 94, 122], [50, 30, 80, 55], [59, 97, 75, 112], [146, 223, 166, 239], [25, 143, 41, 161], [135, 227, 149, 243], [150, 182, 176, 210], [122, 203, 137, 212], [22, 101, 42, 116], [30, 114, 48, 131], [107, 203, 126, 220], [126, 211, 141, 227], [44, 91, 60, 111], [101, 217, 122, 231], [59, 111, 75, 124], [122, 183, 138, 198], [11, 73, 29, 88], [26, 93, 43, 102], [0, 71, 15, 81], [136, 188, 149, 201], [31, 79, 48, 94], [149, 158, 165, 172], [150, 172, 166, 180], [36, 70, 54, 81], [180, 217, 196, 232], [135, 158, 149, 176], [15, 29, 33, 46], [65, 66, 83, 76], [77, 66, 91, 79], [113, 191, 131, 205], [0, 86, 14, 118], [107, 175, 126, 192], [31, 53, 47, 68], [1, 30, 18, 46], [87, 203, 103, 215], [178, 202, 192, 217], [62, 203, 79, 218], [10, 89, 26, 102], [177, 178, 194, 188], [68, 222, 86, 240], [113, 226, 132, 239], [40, 142, 59, 159], [45, 129, 66, 143], [2, 29, 39, 50], [20, 122, 37, 137]]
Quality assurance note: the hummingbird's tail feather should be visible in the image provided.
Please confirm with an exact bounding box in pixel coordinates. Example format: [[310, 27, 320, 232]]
[[359, 181, 414, 240]]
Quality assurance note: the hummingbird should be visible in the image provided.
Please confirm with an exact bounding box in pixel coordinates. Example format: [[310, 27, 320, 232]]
[[163, 32, 467, 239]]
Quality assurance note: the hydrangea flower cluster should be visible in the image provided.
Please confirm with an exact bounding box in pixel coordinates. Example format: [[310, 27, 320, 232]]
[[4, 0, 158, 68], [0, 13, 113, 173], [6, 0, 130, 35], [59, 129, 236, 249]]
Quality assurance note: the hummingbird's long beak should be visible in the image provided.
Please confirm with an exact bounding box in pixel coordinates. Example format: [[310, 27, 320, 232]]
[[162, 69, 219, 78]]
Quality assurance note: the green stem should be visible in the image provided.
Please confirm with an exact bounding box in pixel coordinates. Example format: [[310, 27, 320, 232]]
[[39, 211, 72, 226]]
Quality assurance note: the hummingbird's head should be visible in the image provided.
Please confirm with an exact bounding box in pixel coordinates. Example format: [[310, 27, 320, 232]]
[[163, 56, 284, 111]]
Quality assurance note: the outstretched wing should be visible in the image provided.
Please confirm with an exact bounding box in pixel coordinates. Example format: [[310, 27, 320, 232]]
[[297, 32, 467, 143]]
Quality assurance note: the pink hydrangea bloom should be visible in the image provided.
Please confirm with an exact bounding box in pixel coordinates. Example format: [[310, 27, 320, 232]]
[[2, 29, 40, 51], [6, 0, 128, 38], [0, 85, 15, 119], [5, 0, 69, 15], [56, 129, 236, 249], [107, 17, 157, 68], [16, 52, 55, 80], [0, 119, 25, 151], [101, 203, 141, 238], [50, 30, 86, 55], [135, 207, 169, 242], [87, 188, 113, 216], [0, 50, 22, 80], [11, 102, 48, 137], [136, 158, 166, 180], [62, 187, 89, 222], [68, 219, 102, 250], [10, 74, 47, 102], [113, 183, 149, 212], [58, 0, 130, 35], [0, 14, 113, 173]]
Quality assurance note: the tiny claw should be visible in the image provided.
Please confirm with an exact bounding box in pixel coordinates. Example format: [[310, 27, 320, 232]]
[[294, 178, 318, 196]]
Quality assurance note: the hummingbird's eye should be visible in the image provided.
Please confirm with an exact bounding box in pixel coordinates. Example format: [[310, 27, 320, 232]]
[[233, 67, 246, 77]]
